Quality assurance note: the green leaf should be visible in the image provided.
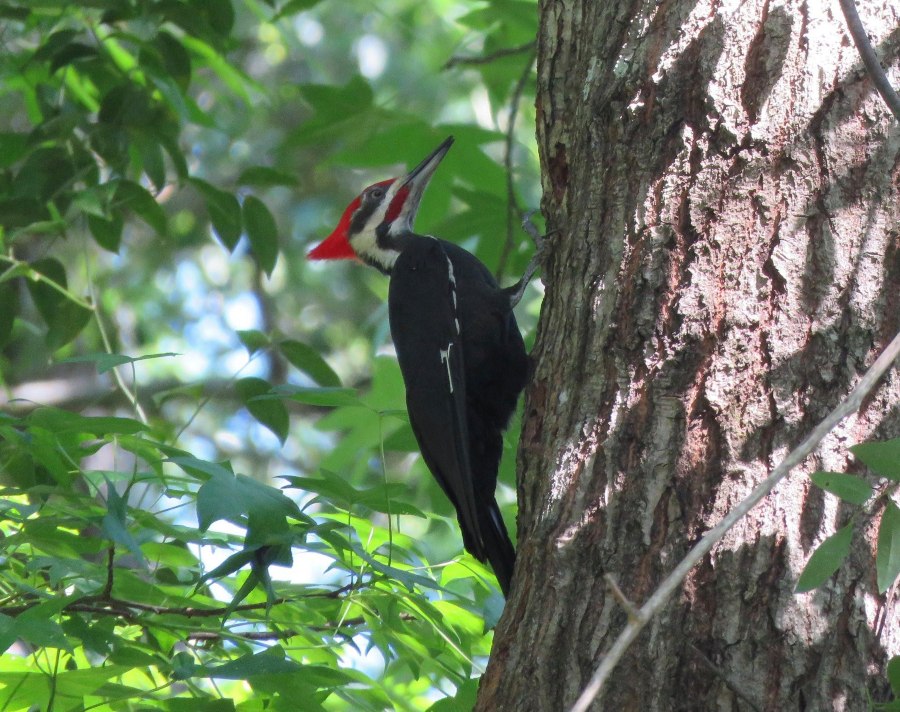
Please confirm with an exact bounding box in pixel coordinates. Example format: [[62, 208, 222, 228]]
[[795, 523, 854, 593], [50, 42, 98, 73], [168, 454, 235, 481], [101, 477, 146, 565], [135, 131, 167, 191], [114, 179, 167, 236], [809, 471, 873, 505], [279, 340, 341, 387], [155, 31, 192, 91], [236, 377, 289, 444], [0, 281, 18, 348], [0, 132, 29, 168], [26, 257, 68, 323], [191, 177, 242, 250], [47, 300, 93, 350], [170, 651, 197, 681], [269, 384, 360, 407], [237, 166, 298, 187], [203, 647, 301, 679], [275, 0, 324, 19], [202, 0, 235, 36], [236, 329, 270, 354], [197, 547, 257, 583], [888, 656, 900, 696], [877, 501, 900, 594], [196, 467, 300, 531], [88, 212, 124, 252], [60, 351, 179, 374], [851, 438, 900, 481], [426, 679, 478, 711], [196, 472, 244, 530], [27, 408, 146, 436], [13, 616, 71, 651], [243, 195, 279, 276]]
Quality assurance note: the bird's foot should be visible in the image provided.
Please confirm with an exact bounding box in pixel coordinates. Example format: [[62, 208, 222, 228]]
[[506, 211, 557, 309]]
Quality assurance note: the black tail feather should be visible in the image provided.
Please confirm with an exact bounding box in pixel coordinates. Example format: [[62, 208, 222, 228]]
[[478, 500, 516, 596]]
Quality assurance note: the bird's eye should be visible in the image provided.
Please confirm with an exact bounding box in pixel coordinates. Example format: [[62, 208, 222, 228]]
[[370, 187, 384, 200]]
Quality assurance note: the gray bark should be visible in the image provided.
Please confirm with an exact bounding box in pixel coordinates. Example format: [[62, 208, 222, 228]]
[[479, 1, 900, 710]]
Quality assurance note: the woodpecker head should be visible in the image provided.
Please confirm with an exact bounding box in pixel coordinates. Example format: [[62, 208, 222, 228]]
[[307, 136, 454, 273]]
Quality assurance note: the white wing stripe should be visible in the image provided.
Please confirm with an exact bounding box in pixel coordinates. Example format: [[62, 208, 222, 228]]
[[439, 345, 454, 393]]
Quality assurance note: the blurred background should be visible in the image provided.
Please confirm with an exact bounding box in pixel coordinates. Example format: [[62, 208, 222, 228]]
[[0, 0, 542, 708]]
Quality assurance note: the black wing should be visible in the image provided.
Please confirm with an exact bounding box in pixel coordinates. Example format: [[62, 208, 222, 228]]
[[387, 237, 487, 560]]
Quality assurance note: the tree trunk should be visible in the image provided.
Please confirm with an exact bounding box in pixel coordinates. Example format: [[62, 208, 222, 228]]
[[479, 2, 900, 710]]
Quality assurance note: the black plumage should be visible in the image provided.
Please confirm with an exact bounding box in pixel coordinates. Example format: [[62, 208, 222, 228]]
[[308, 137, 535, 596], [388, 236, 526, 594]]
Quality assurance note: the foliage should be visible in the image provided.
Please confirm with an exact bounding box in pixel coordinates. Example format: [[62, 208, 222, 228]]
[[0, 0, 541, 709], [800, 438, 900, 710], [798, 438, 900, 594]]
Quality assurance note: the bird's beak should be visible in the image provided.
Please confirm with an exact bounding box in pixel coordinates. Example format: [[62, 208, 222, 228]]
[[385, 136, 454, 234]]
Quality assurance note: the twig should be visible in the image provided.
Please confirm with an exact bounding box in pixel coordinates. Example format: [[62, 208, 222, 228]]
[[569, 329, 900, 712], [838, 0, 900, 121], [495, 46, 538, 280], [603, 574, 640, 622], [444, 41, 535, 69]]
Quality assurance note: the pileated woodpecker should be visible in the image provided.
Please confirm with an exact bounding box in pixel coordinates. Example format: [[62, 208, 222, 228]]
[[308, 137, 540, 596]]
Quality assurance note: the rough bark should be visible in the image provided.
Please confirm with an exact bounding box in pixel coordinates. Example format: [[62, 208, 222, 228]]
[[478, 2, 900, 710]]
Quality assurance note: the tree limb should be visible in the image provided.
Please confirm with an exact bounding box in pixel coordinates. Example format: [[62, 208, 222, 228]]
[[838, 0, 900, 121], [570, 329, 900, 712]]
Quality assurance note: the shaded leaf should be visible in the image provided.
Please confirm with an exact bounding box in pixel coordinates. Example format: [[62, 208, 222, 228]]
[[280, 340, 341, 387], [114, 179, 167, 236], [236, 329, 270, 354], [795, 523, 854, 593], [203, 647, 302, 679], [237, 166, 298, 187], [190, 177, 242, 250], [60, 351, 179, 374], [170, 651, 197, 681], [269, 384, 360, 407], [88, 212, 124, 252], [889, 656, 900, 696], [236, 377, 289, 444], [877, 501, 900, 594], [101, 477, 146, 565], [243, 195, 279, 275]]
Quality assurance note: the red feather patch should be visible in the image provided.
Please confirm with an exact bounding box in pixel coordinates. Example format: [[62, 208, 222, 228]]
[[307, 196, 361, 260]]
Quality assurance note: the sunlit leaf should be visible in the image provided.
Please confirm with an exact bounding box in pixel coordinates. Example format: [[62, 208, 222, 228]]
[[851, 439, 900, 481], [809, 471, 873, 505]]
